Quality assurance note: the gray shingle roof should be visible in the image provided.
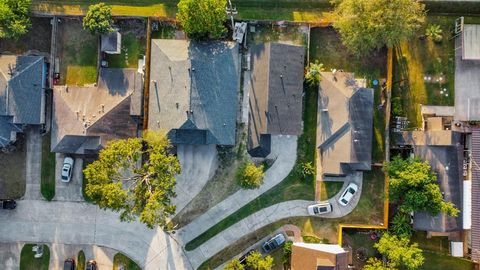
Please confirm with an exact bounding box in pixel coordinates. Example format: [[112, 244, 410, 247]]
[[412, 145, 463, 232], [471, 128, 480, 262], [52, 135, 101, 154], [148, 39, 239, 146], [248, 43, 305, 156]]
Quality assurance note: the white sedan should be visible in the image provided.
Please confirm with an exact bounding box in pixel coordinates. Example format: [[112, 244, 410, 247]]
[[61, 157, 74, 183], [338, 183, 358, 206], [307, 202, 332, 215]]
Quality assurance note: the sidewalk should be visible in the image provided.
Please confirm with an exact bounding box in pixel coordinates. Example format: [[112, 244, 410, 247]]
[[176, 135, 297, 243]]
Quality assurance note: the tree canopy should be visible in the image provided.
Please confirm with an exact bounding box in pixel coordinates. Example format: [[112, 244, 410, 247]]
[[237, 161, 264, 189], [386, 156, 459, 217], [374, 233, 424, 270], [176, 0, 227, 39], [223, 259, 244, 270], [83, 2, 114, 35], [245, 251, 274, 270], [305, 61, 324, 86], [363, 258, 396, 270], [331, 0, 425, 55], [0, 0, 31, 39], [83, 131, 181, 228]]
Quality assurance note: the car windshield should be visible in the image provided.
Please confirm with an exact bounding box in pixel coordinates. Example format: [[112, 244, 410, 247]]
[[319, 206, 327, 212], [341, 198, 348, 204], [313, 207, 319, 214], [348, 187, 355, 194]]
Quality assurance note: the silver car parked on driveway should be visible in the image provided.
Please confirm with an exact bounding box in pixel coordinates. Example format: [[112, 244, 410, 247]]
[[61, 157, 74, 183]]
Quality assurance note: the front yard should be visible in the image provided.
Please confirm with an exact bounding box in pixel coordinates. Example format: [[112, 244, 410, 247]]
[[113, 253, 141, 270], [20, 244, 50, 270], [0, 134, 26, 199], [57, 18, 98, 86]]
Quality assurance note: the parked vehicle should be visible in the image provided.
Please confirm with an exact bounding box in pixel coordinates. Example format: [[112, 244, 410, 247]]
[[63, 258, 75, 270], [262, 234, 286, 253], [239, 249, 255, 265], [61, 157, 74, 183], [307, 202, 332, 215], [86, 260, 97, 270], [1, 200, 16, 209], [338, 183, 358, 206]]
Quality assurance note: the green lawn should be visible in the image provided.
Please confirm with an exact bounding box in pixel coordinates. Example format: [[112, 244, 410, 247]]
[[77, 250, 85, 270], [40, 132, 55, 201], [0, 134, 26, 199], [319, 181, 343, 200], [58, 19, 98, 86], [420, 251, 474, 270], [20, 244, 50, 270], [185, 83, 317, 251], [342, 229, 379, 269], [113, 253, 141, 270], [106, 33, 146, 68]]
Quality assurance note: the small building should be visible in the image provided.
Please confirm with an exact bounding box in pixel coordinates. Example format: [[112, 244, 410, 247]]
[[101, 30, 122, 55], [0, 55, 47, 147], [51, 68, 142, 155], [454, 24, 480, 121], [291, 243, 350, 270], [247, 42, 305, 157], [317, 72, 373, 177], [148, 39, 240, 146]]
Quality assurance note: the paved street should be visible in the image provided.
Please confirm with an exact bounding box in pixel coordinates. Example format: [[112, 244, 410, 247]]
[[176, 135, 297, 242], [0, 200, 192, 270]]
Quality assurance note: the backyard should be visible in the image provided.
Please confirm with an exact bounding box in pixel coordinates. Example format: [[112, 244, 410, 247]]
[[0, 135, 26, 199], [57, 18, 98, 86], [0, 17, 52, 54], [392, 16, 480, 127], [105, 19, 146, 69]]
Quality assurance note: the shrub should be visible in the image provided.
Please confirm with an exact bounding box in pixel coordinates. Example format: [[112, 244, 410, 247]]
[[237, 161, 264, 189]]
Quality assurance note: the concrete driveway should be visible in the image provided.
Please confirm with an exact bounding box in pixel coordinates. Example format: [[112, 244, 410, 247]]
[[24, 126, 42, 200], [54, 154, 84, 201], [0, 242, 22, 270], [0, 200, 192, 270], [172, 144, 218, 214]]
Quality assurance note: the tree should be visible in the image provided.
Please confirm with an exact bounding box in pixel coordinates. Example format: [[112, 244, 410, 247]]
[[426, 24, 443, 43], [305, 61, 324, 86], [375, 233, 424, 270], [83, 131, 181, 229], [386, 156, 459, 217], [223, 259, 244, 270], [238, 161, 264, 189], [246, 251, 274, 270], [283, 241, 293, 265], [176, 0, 227, 39], [0, 0, 31, 39], [363, 258, 396, 270], [83, 2, 114, 35], [331, 0, 425, 55], [390, 212, 413, 238]]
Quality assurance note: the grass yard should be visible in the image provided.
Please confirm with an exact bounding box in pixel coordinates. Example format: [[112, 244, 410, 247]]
[[0, 17, 52, 54], [113, 253, 141, 270], [392, 16, 480, 127], [106, 19, 146, 68], [419, 251, 475, 270], [19, 244, 50, 270], [0, 134, 26, 199], [32, 0, 333, 22], [342, 229, 380, 269], [319, 181, 343, 200], [248, 23, 309, 47], [40, 132, 55, 201], [58, 18, 98, 86]]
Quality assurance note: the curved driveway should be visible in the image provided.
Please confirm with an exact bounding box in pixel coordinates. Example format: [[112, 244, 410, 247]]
[[180, 172, 363, 268], [0, 200, 192, 270]]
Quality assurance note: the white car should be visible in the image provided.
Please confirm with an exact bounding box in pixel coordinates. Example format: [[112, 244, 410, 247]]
[[61, 157, 74, 183], [338, 183, 358, 206], [307, 202, 332, 215]]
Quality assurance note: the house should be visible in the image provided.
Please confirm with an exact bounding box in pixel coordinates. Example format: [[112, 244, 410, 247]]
[[51, 68, 142, 154], [317, 72, 373, 177], [101, 30, 122, 55], [291, 243, 350, 270], [148, 39, 240, 146], [247, 42, 305, 157], [0, 55, 47, 147], [454, 24, 480, 121]]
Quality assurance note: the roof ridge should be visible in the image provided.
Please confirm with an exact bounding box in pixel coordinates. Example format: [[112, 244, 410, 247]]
[[86, 93, 133, 131]]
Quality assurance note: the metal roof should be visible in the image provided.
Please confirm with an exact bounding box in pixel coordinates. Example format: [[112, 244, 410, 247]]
[[148, 39, 239, 146]]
